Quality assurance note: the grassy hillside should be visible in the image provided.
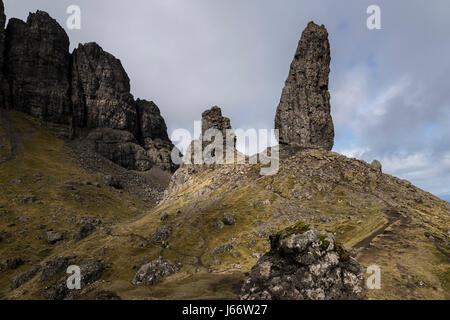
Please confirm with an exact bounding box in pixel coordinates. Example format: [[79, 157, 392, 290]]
[[0, 110, 448, 300]]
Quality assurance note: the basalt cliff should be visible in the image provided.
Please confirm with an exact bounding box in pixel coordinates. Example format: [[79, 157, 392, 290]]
[[0, 8, 177, 173]]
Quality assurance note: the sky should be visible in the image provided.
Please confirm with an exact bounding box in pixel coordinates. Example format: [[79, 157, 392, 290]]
[[4, 0, 450, 201]]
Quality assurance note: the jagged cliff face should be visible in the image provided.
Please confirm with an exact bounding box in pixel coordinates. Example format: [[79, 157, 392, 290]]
[[5, 12, 72, 124], [0, 2, 176, 172], [275, 22, 334, 151], [0, 2, 8, 109], [71, 42, 137, 133]]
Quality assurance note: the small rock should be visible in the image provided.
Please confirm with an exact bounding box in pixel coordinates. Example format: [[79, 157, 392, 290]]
[[95, 290, 122, 300], [76, 223, 96, 241], [212, 243, 233, 254], [152, 225, 171, 242], [222, 213, 236, 226], [161, 214, 170, 221], [212, 220, 225, 231], [46, 231, 63, 245], [103, 175, 122, 189], [370, 160, 382, 173], [21, 197, 37, 204], [11, 179, 22, 185]]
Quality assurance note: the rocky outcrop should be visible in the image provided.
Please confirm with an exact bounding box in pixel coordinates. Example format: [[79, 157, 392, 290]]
[[86, 128, 152, 171], [40, 256, 76, 282], [240, 222, 365, 300], [182, 105, 236, 167], [43, 260, 104, 300], [5, 11, 71, 124], [201, 106, 235, 152], [132, 257, 182, 286], [275, 22, 334, 151], [70, 41, 177, 172], [71, 42, 137, 133], [10, 266, 40, 289], [135, 99, 179, 171], [370, 160, 382, 173]]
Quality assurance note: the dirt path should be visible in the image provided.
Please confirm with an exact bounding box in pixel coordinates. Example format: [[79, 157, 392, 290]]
[[353, 209, 403, 249]]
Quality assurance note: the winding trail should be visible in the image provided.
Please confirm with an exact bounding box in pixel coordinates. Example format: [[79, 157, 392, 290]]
[[353, 209, 404, 249]]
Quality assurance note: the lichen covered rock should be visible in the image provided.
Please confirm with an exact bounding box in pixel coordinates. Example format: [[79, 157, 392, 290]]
[[132, 257, 181, 286], [240, 222, 365, 300]]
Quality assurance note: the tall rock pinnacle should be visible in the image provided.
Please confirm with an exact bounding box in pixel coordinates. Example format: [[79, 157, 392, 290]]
[[275, 21, 334, 150], [201, 106, 235, 151]]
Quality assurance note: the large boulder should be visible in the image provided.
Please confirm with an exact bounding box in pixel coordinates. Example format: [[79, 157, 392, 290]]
[[240, 222, 366, 300], [5, 11, 71, 123], [132, 257, 182, 286], [71, 42, 138, 133], [275, 21, 334, 150]]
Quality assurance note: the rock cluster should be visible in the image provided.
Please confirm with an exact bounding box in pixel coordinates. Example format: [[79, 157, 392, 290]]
[[0, 2, 177, 172], [10, 266, 40, 289], [42, 260, 104, 300], [240, 222, 366, 300], [275, 22, 334, 151], [132, 257, 182, 286]]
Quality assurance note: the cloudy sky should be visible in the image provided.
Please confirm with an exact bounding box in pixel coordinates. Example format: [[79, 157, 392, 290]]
[[4, 0, 450, 201]]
